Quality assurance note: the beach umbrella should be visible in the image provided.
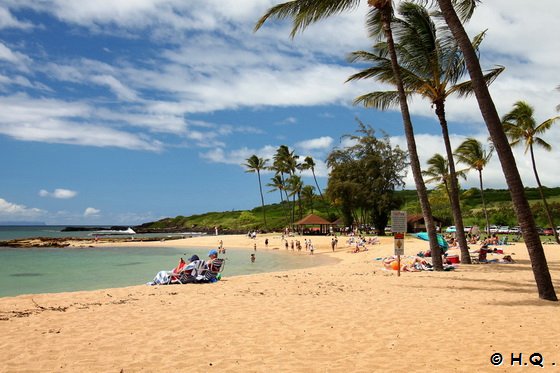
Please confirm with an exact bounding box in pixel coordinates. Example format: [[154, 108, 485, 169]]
[[415, 232, 449, 251]]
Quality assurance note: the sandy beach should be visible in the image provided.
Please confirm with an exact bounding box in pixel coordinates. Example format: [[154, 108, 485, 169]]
[[1, 233, 560, 372]]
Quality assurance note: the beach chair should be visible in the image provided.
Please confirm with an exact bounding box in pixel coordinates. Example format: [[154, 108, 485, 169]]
[[147, 258, 187, 285], [199, 258, 225, 282], [171, 259, 209, 284]]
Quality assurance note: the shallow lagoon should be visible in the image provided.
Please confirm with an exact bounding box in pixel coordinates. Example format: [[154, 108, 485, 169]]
[[0, 246, 337, 297]]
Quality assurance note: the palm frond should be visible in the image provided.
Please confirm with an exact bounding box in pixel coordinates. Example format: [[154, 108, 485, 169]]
[[430, 0, 480, 23], [533, 137, 552, 152], [353, 91, 402, 110], [452, 65, 504, 98], [255, 0, 361, 38], [534, 116, 560, 134]]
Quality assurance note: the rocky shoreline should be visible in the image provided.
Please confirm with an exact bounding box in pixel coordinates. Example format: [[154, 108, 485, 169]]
[[0, 235, 186, 248]]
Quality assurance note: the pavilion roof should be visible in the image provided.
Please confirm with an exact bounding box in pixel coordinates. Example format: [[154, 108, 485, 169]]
[[295, 214, 334, 225]]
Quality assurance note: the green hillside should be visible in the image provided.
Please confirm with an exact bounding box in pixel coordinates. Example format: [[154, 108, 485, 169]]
[[138, 187, 560, 232]]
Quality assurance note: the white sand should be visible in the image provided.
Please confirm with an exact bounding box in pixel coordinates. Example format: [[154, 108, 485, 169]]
[[1, 234, 559, 372]]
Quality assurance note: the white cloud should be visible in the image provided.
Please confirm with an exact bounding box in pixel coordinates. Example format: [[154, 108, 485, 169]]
[[275, 117, 297, 126], [39, 188, 78, 199], [0, 0, 559, 197], [200, 147, 254, 166], [0, 198, 45, 219], [296, 136, 334, 152], [0, 95, 164, 151], [0, 41, 31, 68], [90, 74, 139, 101], [0, 8, 34, 30], [84, 207, 101, 217], [201, 144, 278, 167], [388, 131, 560, 191]]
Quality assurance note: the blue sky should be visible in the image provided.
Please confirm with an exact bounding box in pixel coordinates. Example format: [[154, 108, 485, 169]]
[[1, 0, 559, 225]]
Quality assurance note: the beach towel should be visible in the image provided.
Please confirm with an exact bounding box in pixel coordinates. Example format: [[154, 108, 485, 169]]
[[147, 258, 188, 285], [148, 270, 172, 285]]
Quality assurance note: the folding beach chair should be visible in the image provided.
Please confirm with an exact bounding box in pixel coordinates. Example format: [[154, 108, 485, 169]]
[[171, 259, 209, 284], [200, 258, 225, 283]]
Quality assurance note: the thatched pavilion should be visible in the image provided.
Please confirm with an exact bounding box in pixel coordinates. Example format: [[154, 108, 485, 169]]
[[294, 214, 335, 235]]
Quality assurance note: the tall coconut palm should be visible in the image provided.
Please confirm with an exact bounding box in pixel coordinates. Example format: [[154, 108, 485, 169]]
[[271, 146, 292, 204], [347, 2, 502, 263], [301, 156, 324, 200], [256, 0, 443, 269], [267, 173, 291, 226], [502, 101, 560, 244], [244, 155, 269, 229], [286, 174, 304, 221], [300, 156, 332, 214], [455, 138, 493, 235], [422, 153, 466, 201], [302, 185, 316, 213], [271, 145, 300, 228], [436, 0, 557, 300]]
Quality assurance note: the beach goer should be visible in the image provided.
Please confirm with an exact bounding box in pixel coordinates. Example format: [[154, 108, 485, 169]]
[[178, 254, 210, 283], [203, 249, 223, 282], [478, 244, 489, 262], [250, 253, 256, 263], [148, 255, 199, 285], [265, 238, 268, 248], [331, 237, 336, 252], [254, 243, 257, 251], [208, 249, 218, 262]]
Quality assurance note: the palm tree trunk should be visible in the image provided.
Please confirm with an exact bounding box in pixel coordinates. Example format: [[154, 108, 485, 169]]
[[256, 170, 267, 230], [478, 170, 490, 236], [442, 180, 450, 200], [297, 191, 303, 220], [280, 173, 293, 227], [437, 0, 557, 300], [312, 170, 324, 201], [530, 145, 559, 243], [435, 102, 471, 263], [379, 5, 442, 269], [278, 189, 291, 227]]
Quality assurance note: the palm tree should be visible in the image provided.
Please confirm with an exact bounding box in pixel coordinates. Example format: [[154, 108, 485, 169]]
[[347, 2, 502, 263], [301, 156, 324, 200], [271, 145, 301, 229], [267, 173, 291, 226], [455, 138, 493, 235], [436, 0, 557, 300], [302, 185, 316, 213], [422, 153, 466, 201], [286, 174, 304, 221], [256, 0, 444, 269], [244, 155, 269, 230], [271, 146, 291, 202], [502, 101, 560, 244]]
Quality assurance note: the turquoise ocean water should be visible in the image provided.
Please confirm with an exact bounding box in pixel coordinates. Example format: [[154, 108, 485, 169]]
[[0, 226, 336, 298]]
